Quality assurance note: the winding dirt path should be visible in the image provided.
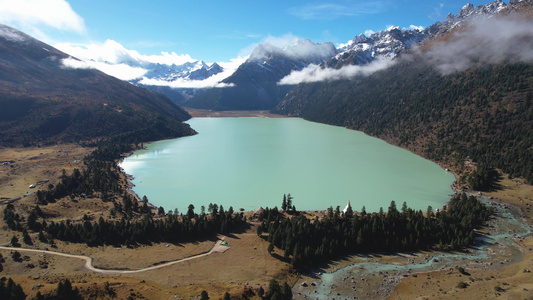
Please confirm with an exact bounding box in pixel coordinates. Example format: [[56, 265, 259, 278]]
[[0, 240, 229, 275]]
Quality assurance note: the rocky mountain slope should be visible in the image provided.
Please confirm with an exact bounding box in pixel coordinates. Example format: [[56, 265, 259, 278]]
[[183, 39, 337, 110], [273, 0, 533, 182], [0, 24, 195, 146]]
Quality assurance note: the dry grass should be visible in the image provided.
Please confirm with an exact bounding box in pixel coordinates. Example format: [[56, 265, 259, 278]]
[[2, 144, 533, 299], [484, 176, 533, 222], [390, 237, 533, 300], [0, 144, 94, 200], [0, 225, 289, 299]]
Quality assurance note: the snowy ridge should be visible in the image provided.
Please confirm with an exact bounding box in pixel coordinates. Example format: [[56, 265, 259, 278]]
[[142, 60, 223, 82], [326, 0, 515, 70], [328, 26, 428, 68]]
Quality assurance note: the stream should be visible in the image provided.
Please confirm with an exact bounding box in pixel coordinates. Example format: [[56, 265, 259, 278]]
[[293, 197, 532, 299]]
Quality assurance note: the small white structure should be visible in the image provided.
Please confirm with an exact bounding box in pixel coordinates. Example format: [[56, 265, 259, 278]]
[[343, 201, 352, 214]]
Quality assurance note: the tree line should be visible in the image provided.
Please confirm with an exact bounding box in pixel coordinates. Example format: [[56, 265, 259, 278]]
[[35, 140, 140, 206], [4, 200, 246, 247], [43, 204, 246, 246], [258, 193, 492, 269], [0, 277, 25, 300]]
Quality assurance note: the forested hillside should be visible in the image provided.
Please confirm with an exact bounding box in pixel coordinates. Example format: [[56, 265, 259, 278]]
[[275, 1, 533, 186], [275, 59, 533, 182], [0, 24, 195, 147]]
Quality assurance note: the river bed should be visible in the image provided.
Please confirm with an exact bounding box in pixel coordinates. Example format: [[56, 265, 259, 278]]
[[293, 197, 532, 299]]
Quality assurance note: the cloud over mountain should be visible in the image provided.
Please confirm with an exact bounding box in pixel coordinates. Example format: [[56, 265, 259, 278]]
[[278, 59, 395, 85], [423, 15, 533, 74], [56, 40, 196, 66], [56, 39, 244, 87]]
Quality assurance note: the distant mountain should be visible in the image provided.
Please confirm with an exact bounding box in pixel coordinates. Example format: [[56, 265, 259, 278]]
[[128, 60, 223, 104], [0, 24, 195, 147], [137, 60, 223, 83], [321, 0, 512, 70], [327, 28, 428, 69], [183, 39, 337, 110], [274, 0, 533, 182], [183, 0, 511, 111]]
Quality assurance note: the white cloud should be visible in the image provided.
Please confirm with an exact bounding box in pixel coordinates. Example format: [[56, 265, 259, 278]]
[[55, 40, 196, 66], [60, 57, 148, 81], [138, 77, 234, 89], [237, 33, 302, 59], [246, 33, 336, 64], [0, 0, 85, 35], [424, 15, 533, 74], [288, 1, 386, 20], [0, 25, 26, 42], [408, 25, 424, 31], [58, 39, 247, 88], [278, 58, 395, 85], [138, 56, 246, 88], [337, 39, 354, 49], [364, 29, 376, 36]]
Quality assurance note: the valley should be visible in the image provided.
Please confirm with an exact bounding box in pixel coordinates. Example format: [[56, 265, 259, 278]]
[[1, 0, 533, 299], [1, 122, 532, 299]]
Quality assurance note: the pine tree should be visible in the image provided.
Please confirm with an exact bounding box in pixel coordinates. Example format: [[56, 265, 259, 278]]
[[286, 194, 293, 211], [223, 292, 230, 300], [10, 236, 19, 247], [258, 286, 265, 298], [200, 290, 209, 300], [22, 229, 32, 245]]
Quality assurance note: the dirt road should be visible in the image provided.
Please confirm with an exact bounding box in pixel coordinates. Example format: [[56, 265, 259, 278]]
[[0, 239, 229, 275]]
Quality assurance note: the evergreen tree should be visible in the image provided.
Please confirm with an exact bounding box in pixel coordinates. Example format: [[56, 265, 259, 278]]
[[26, 210, 39, 232], [187, 204, 195, 219], [267, 279, 281, 300], [281, 282, 292, 300], [257, 286, 265, 298], [11, 251, 22, 262], [10, 236, 19, 247], [157, 206, 165, 215], [0, 278, 26, 300], [286, 194, 293, 211], [200, 290, 209, 300], [22, 229, 32, 245], [54, 279, 82, 300]]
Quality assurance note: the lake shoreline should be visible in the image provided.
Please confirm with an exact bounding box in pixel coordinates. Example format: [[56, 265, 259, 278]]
[[118, 110, 533, 299], [185, 108, 288, 118], [120, 116, 455, 214]]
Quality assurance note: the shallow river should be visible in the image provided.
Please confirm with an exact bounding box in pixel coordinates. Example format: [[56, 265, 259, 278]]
[[120, 118, 455, 213]]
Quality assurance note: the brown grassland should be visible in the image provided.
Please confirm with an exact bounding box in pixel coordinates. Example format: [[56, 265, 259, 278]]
[[1, 140, 532, 299]]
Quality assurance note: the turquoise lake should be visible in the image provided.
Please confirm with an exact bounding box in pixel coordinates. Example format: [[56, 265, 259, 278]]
[[120, 118, 455, 213]]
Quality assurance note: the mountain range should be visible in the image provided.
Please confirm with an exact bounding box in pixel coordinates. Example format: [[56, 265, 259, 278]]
[[0, 0, 531, 182], [126, 0, 522, 111], [274, 0, 533, 182], [0, 24, 195, 147]]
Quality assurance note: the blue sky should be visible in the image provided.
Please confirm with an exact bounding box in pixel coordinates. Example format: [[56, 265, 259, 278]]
[[1, 0, 493, 63]]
